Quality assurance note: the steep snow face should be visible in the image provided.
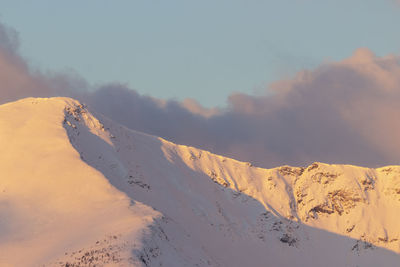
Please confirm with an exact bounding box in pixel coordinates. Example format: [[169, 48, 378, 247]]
[[0, 98, 161, 266], [1, 97, 400, 267]]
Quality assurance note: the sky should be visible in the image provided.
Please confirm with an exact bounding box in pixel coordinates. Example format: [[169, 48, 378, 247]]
[[1, 0, 400, 107], [1, 1, 400, 168]]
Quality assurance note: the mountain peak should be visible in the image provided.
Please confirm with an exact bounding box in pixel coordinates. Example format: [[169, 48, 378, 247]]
[[1, 97, 400, 266]]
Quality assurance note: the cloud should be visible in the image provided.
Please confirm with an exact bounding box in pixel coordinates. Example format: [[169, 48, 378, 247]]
[[87, 48, 400, 168], [0, 22, 48, 102], [0, 22, 88, 104], [1, 21, 400, 168]]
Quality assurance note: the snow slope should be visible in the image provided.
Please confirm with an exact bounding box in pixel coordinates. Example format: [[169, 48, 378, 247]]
[[0, 98, 163, 266], [1, 97, 400, 266]]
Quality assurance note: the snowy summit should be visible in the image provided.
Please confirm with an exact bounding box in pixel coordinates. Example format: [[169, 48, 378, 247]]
[[1, 97, 400, 266]]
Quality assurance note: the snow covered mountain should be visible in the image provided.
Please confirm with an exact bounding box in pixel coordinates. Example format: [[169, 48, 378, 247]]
[[1, 97, 400, 266]]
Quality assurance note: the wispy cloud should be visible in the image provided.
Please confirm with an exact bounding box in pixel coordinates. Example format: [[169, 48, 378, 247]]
[[1, 22, 399, 168], [0, 22, 88, 103]]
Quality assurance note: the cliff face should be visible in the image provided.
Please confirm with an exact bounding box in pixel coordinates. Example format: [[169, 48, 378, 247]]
[[1, 97, 400, 266]]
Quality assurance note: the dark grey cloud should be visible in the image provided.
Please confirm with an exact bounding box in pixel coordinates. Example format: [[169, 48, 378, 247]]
[[1, 21, 399, 168]]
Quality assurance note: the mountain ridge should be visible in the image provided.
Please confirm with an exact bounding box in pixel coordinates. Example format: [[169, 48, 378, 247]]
[[1, 97, 400, 266]]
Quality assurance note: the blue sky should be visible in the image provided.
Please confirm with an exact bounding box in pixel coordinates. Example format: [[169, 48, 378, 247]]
[[1, 0, 400, 107]]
